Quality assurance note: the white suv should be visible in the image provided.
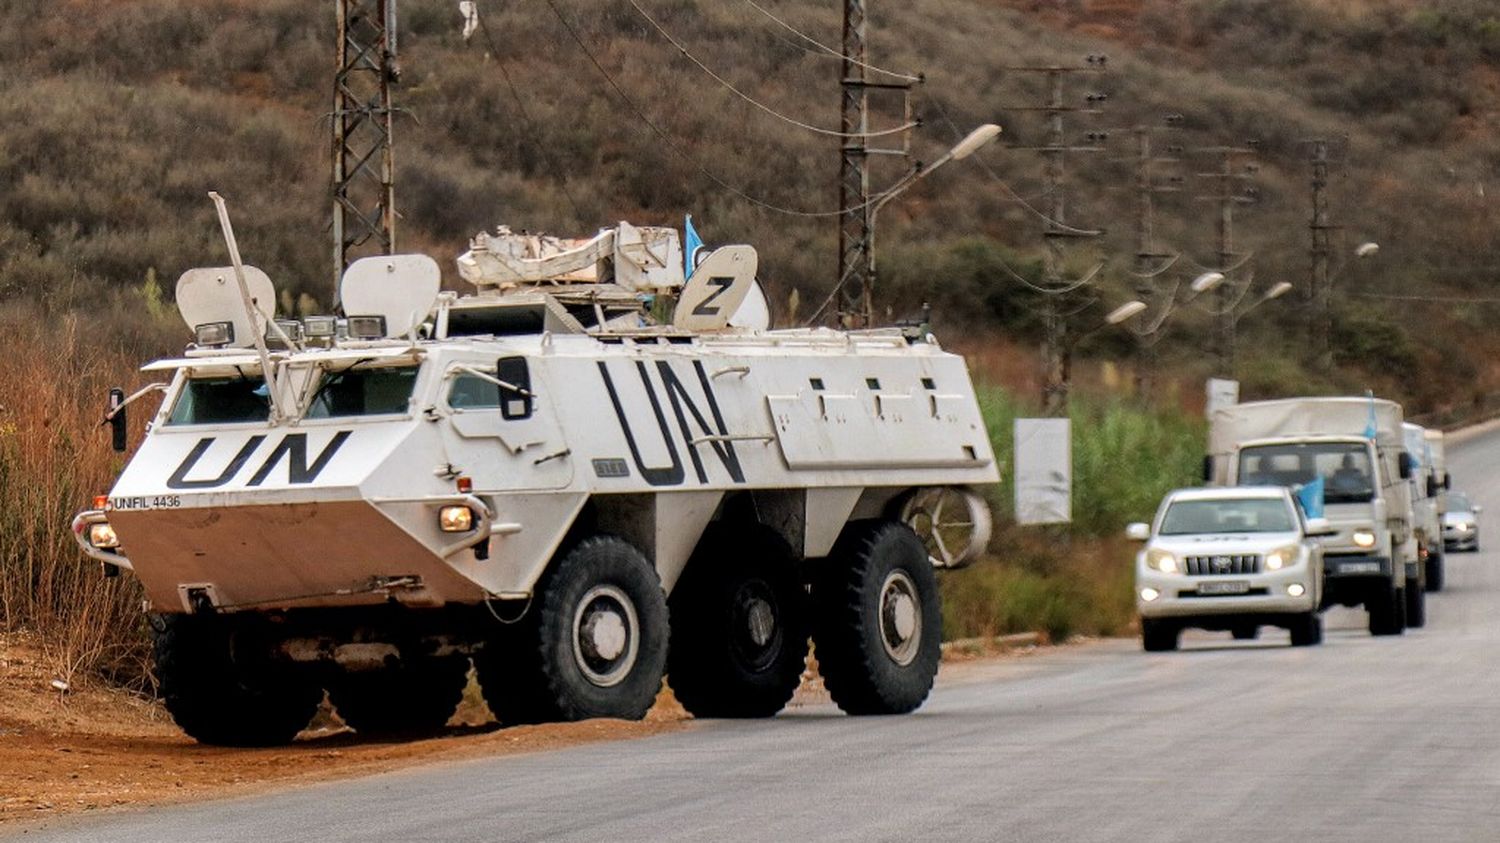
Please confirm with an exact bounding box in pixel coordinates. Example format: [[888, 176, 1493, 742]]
[[1127, 486, 1331, 651]]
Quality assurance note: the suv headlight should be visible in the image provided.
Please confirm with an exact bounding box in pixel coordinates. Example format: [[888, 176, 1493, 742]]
[[1352, 529, 1377, 549], [1264, 544, 1301, 571], [1145, 548, 1179, 574]]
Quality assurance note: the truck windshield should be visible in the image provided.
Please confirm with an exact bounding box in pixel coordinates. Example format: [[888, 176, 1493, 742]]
[[1160, 498, 1296, 535], [165, 376, 270, 425], [1238, 442, 1376, 504], [305, 366, 418, 418]]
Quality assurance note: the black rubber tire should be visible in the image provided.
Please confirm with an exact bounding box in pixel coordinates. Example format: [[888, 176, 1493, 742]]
[[811, 520, 942, 715], [475, 535, 668, 725], [1288, 612, 1323, 647], [1425, 552, 1445, 592], [1368, 582, 1407, 636], [667, 524, 809, 719], [1404, 576, 1427, 629], [1141, 618, 1180, 652], [328, 656, 469, 737], [1231, 626, 1259, 641], [152, 614, 321, 747]]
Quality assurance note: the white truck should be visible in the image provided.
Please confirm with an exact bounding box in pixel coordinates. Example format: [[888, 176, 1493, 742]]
[[1404, 422, 1446, 592], [1207, 397, 1422, 635], [1128, 486, 1329, 650], [72, 215, 999, 746]]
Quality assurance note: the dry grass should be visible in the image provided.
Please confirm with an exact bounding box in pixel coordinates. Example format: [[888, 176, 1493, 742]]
[[0, 299, 176, 691]]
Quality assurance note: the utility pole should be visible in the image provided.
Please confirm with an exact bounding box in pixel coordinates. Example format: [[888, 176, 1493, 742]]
[[1195, 145, 1257, 376], [1307, 138, 1340, 372], [332, 0, 399, 307], [834, 0, 913, 329], [1004, 57, 1107, 415], [1128, 117, 1184, 398], [835, 0, 869, 329]]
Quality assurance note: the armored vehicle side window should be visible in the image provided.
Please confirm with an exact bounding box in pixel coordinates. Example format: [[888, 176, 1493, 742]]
[[166, 377, 270, 425], [446, 358, 533, 420], [305, 367, 418, 418], [449, 374, 498, 409]]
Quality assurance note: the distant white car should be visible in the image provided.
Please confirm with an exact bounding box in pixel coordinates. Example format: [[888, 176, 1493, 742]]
[[1442, 491, 1481, 552], [1127, 486, 1331, 652]]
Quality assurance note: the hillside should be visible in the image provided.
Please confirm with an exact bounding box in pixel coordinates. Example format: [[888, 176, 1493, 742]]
[[0, 0, 1498, 410]]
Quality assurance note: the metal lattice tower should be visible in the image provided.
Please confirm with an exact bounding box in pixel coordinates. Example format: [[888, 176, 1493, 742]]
[[835, 0, 871, 329], [332, 0, 398, 307]]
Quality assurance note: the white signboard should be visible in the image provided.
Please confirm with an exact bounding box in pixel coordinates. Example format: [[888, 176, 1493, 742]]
[[1206, 378, 1240, 418], [1015, 418, 1071, 525]]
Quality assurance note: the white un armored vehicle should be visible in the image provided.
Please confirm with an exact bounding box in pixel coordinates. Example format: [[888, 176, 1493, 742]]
[[73, 214, 998, 745]]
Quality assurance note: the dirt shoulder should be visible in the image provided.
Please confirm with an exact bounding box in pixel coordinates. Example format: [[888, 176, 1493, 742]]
[[0, 633, 689, 825], [0, 632, 1056, 826]]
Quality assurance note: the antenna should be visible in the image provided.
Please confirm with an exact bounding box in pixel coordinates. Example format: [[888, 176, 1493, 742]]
[[208, 192, 288, 424], [333, 0, 399, 308]]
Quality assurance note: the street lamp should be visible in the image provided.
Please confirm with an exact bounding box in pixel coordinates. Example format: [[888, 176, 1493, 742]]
[[1313, 241, 1379, 370], [1190, 271, 1225, 293], [1105, 300, 1149, 325], [852, 124, 1003, 327]]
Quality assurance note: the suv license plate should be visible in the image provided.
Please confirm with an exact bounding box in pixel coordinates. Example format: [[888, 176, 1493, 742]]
[[1198, 581, 1250, 596], [1339, 561, 1381, 574]]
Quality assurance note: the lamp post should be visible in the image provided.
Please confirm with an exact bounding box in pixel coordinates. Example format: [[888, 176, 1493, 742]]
[[856, 124, 1003, 326], [1054, 298, 1147, 409], [1130, 271, 1223, 398], [1313, 241, 1379, 370]]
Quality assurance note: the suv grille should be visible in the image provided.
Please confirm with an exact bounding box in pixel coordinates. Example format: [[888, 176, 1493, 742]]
[[1184, 554, 1261, 576]]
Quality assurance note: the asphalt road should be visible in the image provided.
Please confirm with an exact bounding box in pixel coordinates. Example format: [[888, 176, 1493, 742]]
[[13, 432, 1500, 842]]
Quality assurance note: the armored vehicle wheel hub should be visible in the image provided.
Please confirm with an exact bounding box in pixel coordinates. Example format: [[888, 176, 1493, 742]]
[[880, 571, 921, 665], [573, 584, 639, 687], [745, 597, 775, 648]]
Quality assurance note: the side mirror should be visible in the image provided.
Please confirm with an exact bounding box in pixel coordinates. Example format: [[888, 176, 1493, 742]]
[[1125, 522, 1151, 542], [1473, 504, 1484, 514], [1304, 517, 1336, 538], [1201, 455, 1213, 483], [1444, 473, 1453, 491], [1398, 452, 1413, 480], [108, 387, 127, 453], [496, 356, 534, 420], [1426, 475, 1438, 498]]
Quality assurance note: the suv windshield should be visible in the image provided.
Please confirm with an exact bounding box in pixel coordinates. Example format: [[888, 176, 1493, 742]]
[[305, 366, 418, 418], [1160, 498, 1297, 535], [1238, 442, 1377, 504], [1447, 493, 1473, 511], [166, 376, 270, 425]]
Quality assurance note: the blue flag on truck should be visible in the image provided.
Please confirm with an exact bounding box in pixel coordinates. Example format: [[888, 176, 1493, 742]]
[[1297, 476, 1326, 519], [684, 214, 705, 278], [1362, 390, 1378, 440]]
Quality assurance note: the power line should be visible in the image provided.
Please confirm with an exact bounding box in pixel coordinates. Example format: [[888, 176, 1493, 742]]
[[538, 0, 886, 218], [927, 97, 1101, 237], [471, 3, 588, 226], [742, 0, 921, 83], [1355, 292, 1500, 304], [628, 0, 917, 140]]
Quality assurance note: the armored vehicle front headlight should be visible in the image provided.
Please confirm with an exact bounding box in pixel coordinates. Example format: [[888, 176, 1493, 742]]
[[88, 522, 120, 549], [439, 505, 475, 533], [1352, 529, 1377, 549], [1145, 548, 1179, 574], [193, 321, 234, 347], [1264, 544, 1301, 571]]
